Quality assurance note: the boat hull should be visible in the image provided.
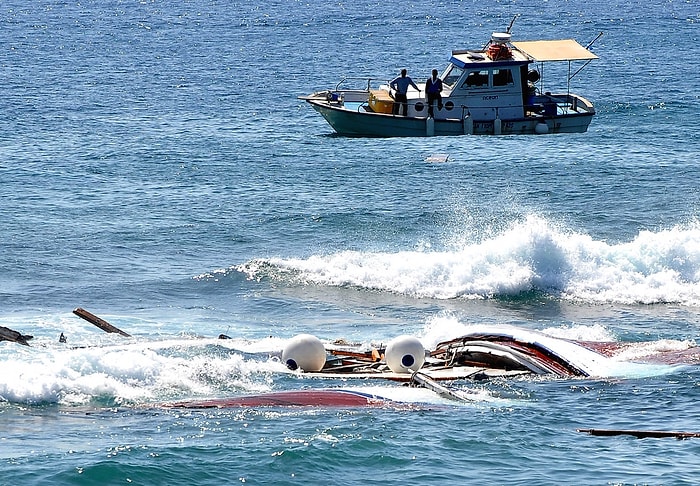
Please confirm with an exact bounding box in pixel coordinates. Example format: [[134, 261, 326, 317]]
[[164, 389, 391, 408], [307, 98, 594, 137]]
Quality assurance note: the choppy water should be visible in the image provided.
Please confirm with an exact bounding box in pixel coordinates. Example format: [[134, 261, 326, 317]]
[[2, 1, 700, 484]]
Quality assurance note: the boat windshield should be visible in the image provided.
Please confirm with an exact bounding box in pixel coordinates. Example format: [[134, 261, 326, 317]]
[[442, 64, 464, 89]]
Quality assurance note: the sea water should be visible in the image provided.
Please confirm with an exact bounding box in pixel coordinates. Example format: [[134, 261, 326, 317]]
[[2, 0, 700, 484]]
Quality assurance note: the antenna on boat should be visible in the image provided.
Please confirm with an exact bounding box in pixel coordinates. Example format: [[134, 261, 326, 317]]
[[483, 15, 519, 50], [506, 14, 519, 34]]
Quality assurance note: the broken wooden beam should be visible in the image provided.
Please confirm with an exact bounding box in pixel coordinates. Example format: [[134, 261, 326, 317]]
[[73, 307, 131, 337], [0, 326, 33, 346], [578, 428, 700, 439]]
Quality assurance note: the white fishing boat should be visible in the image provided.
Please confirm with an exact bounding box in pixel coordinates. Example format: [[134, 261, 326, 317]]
[[300, 23, 600, 137]]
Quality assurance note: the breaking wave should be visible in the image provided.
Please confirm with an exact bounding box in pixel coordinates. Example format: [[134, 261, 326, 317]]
[[234, 215, 700, 306], [0, 338, 286, 406]]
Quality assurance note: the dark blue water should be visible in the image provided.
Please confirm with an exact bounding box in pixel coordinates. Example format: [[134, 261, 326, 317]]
[[2, 1, 700, 484]]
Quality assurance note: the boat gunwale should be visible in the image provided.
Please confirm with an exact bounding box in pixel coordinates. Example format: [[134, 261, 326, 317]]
[[305, 96, 595, 123]]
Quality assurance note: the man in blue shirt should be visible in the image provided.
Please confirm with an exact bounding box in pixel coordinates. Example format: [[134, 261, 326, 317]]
[[389, 69, 419, 116]]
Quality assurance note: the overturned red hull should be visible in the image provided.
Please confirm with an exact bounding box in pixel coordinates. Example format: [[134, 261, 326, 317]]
[[164, 389, 391, 409]]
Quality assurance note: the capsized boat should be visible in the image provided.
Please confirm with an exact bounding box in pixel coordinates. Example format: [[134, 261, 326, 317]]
[[280, 330, 699, 381], [280, 332, 594, 381], [300, 26, 601, 137], [164, 329, 699, 409]]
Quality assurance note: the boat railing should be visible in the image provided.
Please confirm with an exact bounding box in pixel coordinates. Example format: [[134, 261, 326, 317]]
[[334, 77, 384, 92], [549, 93, 594, 114], [527, 92, 594, 116]]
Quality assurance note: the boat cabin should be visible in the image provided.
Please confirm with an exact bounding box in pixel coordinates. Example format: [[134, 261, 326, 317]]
[[438, 49, 530, 121], [400, 33, 597, 123]]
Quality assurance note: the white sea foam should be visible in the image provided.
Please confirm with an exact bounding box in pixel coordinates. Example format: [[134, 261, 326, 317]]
[[238, 215, 700, 306], [0, 339, 285, 406], [342, 384, 508, 407]]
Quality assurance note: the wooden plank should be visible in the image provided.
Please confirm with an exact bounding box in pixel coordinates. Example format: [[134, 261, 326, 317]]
[[578, 428, 700, 439], [411, 371, 475, 403], [0, 326, 32, 346], [328, 348, 383, 362], [299, 367, 527, 381], [73, 307, 131, 337]]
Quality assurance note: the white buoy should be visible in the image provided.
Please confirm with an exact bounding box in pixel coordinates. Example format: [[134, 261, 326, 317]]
[[282, 334, 326, 372], [493, 117, 502, 135], [384, 335, 425, 374], [535, 122, 549, 134], [491, 32, 512, 44]]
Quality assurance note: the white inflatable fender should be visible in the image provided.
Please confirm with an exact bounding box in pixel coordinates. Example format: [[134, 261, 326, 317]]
[[384, 335, 425, 374], [282, 334, 326, 372]]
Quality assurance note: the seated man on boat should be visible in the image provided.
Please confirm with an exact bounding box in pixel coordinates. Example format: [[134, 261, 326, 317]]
[[389, 69, 419, 116]]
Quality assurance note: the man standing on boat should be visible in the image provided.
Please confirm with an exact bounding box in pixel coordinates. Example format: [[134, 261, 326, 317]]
[[425, 69, 443, 118], [390, 69, 419, 116]]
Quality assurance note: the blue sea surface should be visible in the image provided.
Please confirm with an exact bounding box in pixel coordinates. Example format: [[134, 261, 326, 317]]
[[2, 1, 700, 484]]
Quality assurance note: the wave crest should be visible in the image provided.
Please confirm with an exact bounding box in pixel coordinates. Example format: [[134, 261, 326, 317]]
[[234, 216, 700, 305]]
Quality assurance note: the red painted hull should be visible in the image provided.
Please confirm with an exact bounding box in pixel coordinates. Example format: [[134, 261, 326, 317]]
[[164, 390, 390, 409]]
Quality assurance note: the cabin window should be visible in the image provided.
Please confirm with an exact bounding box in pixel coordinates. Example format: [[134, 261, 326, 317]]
[[463, 70, 489, 88], [493, 69, 514, 86], [442, 65, 463, 88]]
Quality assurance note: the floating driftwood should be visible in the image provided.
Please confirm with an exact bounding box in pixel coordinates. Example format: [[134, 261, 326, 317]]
[[578, 428, 700, 439], [73, 307, 131, 337], [0, 326, 33, 346]]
